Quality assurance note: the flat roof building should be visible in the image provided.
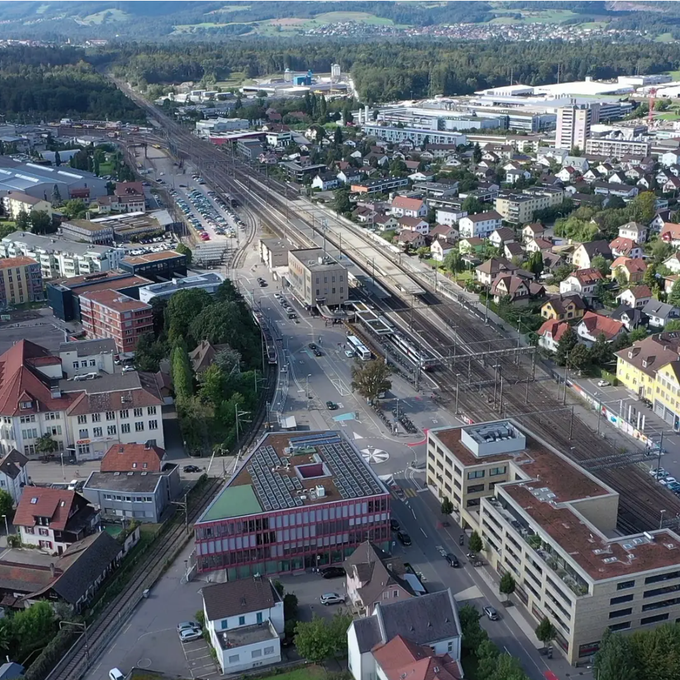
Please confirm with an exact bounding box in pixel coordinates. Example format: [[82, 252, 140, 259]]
[[287, 248, 348, 308], [259, 238, 291, 271], [120, 250, 187, 282], [60, 219, 115, 245], [427, 419, 680, 664], [138, 272, 225, 303], [195, 431, 391, 579], [0, 256, 43, 308]]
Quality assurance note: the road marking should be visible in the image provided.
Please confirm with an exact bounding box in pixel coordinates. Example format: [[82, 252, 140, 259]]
[[421, 528, 428, 537]]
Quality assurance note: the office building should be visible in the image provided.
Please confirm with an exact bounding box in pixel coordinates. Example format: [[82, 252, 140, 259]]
[[427, 419, 680, 664], [0, 231, 125, 280], [120, 250, 187, 282], [138, 272, 225, 303], [59, 219, 115, 245], [194, 431, 391, 579], [287, 248, 348, 308], [556, 105, 592, 151], [79, 289, 153, 352], [86, 211, 170, 242], [0, 256, 43, 307], [494, 188, 564, 225], [362, 125, 467, 148]]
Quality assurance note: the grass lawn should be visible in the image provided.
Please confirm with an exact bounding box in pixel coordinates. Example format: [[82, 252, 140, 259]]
[[256, 666, 324, 680], [655, 32, 675, 43], [665, 70, 680, 81], [98, 161, 114, 177], [658, 112, 680, 121], [489, 8, 577, 24]]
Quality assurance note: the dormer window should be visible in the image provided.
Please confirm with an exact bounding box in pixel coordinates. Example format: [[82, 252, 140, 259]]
[[20, 401, 32, 410]]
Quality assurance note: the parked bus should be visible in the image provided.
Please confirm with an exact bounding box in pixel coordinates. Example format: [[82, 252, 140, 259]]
[[347, 334, 371, 361]]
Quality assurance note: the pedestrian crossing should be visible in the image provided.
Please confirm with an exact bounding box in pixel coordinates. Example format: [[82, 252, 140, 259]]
[[390, 485, 418, 499]]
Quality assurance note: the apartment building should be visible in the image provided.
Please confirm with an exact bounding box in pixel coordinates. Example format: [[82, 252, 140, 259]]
[[350, 177, 410, 195], [287, 248, 348, 308], [1, 191, 53, 220], [495, 188, 564, 225], [585, 138, 650, 158], [362, 124, 467, 147], [0, 256, 44, 307], [79, 289, 153, 352], [0, 231, 124, 280], [555, 105, 592, 151], [427, 419, 680, 664], [59, 219, 115, 245], [458, 211, 503, 239]]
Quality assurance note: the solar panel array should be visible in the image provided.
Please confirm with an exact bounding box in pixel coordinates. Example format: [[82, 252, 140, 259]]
[[246, 434, 384, 512]]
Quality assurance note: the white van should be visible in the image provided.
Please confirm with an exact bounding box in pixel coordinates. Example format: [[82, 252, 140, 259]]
[[109, 670, 125, 680]]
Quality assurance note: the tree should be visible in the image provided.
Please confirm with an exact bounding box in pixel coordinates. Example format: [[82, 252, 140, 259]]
[[62, 199, 87, 219], [350, 360, 392, 404], [629, 191, 656, 225], [416, 246, 430, 259], [535, 618, 556, 649], [669, 278, 680, 307], [643, 262, 658, 290], [458, 604, 487, 655], [333, 188, 352, 214], [283, 593, 298, 621], [591, 254, 611, 276], [570, 145, 582, 157], [665, 319, 680, 331], [590, 332, 613, 366], [525, 251, 543, 278], [273, 580, 284, 597], [0, 490, 13, 521], [333, 126, 343, 147], [294, 613, 351, 664], [468, 530, 483, 553], [441, 498, 454, 515], [629, 327, 648, 342], [11, 601, 56, 659], [171, 344, 194, 400], [555, 325, 577, 366], [167, 288, 214, 343], [15, 210, 30, 231], [175, 243, 192, 267], [476, 639, 500, 679], [472, 142, 482, 164], [443, 249, 463, 274], [461, 196, 484, 215], [568, 343, 591, 372], [214, 346, 242, 378], [29, 210, 53, 234], [35, 434, 58, 456], [54, 150, 61, 167], [499, 572, 516, 602], [593, 629, 636, 680]]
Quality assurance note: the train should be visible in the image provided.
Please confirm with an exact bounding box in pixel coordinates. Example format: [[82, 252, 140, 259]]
[[252, 310, 278, 365], [387, 331, 437, 371]]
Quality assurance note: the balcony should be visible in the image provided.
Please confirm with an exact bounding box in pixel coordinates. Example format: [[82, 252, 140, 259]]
[[532, 543, 588, 597]]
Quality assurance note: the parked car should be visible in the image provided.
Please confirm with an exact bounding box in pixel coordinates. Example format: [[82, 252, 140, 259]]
[[483, 606, 499, 621], [397, 531, 412, 546], [179, 627, 202, 642], [326, 401, 338, 410], [445, 553, 460, 568], [345, 349, 355, 358], [390, 518, 400, 532], [320, 566, 346, 579], [308, 343, 318, 351], [320, 593, 345, 606], [177, 621, 200, 632], [109, 670, 125, 680], [183, 465, 201, 473], [597, 380, 610, 387], [313, 348, 323, 357]]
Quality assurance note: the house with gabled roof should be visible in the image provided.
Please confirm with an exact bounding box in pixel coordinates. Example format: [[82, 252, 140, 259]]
[[609, 237, 642, 259], [576, 312, 625, 347], [538, 320, 570, 353], [560, 268, 603, 297], [617, 284, 652, 310], [390, 196, 427, 219], [0, 449, 28, 505], [611, 256, 647, 283]]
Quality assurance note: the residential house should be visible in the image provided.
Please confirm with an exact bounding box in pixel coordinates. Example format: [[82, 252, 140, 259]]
[[337, 169, 364, 185], [611, 305, 648, 331], [593, 182, 639, 199], [203, 577, 284, 674], [390, 197, 427, 219], [475, 257, 517, 286], [615, 334, 680, 399], [665, 253, 680, 274], [428, 224, 456, 244], [505, 163, 531, 185], [100, 442, 165, 473], [0, 449, 28, 505], [311, 173, 340, 191], [609, 237, 642, 259], [560, 268, 604, 297], [490, 274, 543, 305], [576, 312, 625, 347], [642, 300, 680, 329], [540, 295, 586, 322], [458, 237, 485, 256], [661, 150, 680, 168], [617, 284, 652, 310], [398, 217, 429, 235], [458, 211, 503, 239], [2, 192, 53, 220], [431, 240, 454, 263], [617, 221, 648, 244], [663, 177, 680, 194], [608, 171, 627, 184], [488, 227, 515, 249], [13, 488, 99, 555], [524, 237, 553, 255], [661, 223, 680, 248], [537, 320, 570, 353], [347, 589, 462, 680], [398, 231, 426, 250], [582, 169, 601, 183], [571, 240, 612, 270], [521, 223, 546, 243], [436, 208, 467, 228], [345, 541, 417, 614], [611, 256, 647, 283], [556, 166, 578, 183], [504, 242, 525, 261]]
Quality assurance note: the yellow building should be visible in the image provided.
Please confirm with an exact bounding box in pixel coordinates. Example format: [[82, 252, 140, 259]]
[[1, 191, 53, 220], [494, 188, 564, 225], [653, 361, 680, 428], [541, 294, 586, 322], [428, 420, 680, 665], [0, 256, 44, 307], [615, 334, 680, 400]]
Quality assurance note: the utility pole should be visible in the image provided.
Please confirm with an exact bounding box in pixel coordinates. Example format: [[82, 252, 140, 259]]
[[60, 621, 89, 663], [569, 405, 575, 440], [455, 373, 461, 415], [235, 405, 251, 450], [515, 318, 521, 365], [562, 353, 570, 405]]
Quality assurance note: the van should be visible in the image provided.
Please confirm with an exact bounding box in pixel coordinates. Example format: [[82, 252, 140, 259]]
[[109, 670, 125, 680], [67, 480, 79, 491]]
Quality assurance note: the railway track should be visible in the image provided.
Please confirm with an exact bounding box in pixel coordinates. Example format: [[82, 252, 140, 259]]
[[115, 80, 680, 535]]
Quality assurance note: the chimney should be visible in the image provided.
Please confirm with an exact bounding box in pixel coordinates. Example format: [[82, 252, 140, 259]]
[[49, 563, 55, 577]]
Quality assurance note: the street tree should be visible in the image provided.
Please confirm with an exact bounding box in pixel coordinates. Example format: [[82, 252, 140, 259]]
[[669, 278, 680, 307], [461, 196, 484, 215], [175, 243, 192, 267], [555, 326, 577, 366], [468, 530, 483, 553], [35, 434, 58, 456], [443, 249, 463, 274], [458, 604, 487, 655], [294, 612, 351, 664], [499, 572, 516, 603], [351, 360, 392, 404], [441, 498, 454, 515], [593, 629, 636, 680], [29, 210, 53, 235], [568, 342, 591, 372], [535, 617, 556, 649]]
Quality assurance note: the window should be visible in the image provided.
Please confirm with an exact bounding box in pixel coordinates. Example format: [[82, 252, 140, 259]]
[[135, 422, 144, 432], [120, 410, 129, 419], [641, 613, 669, 625], [256, 612, 263, 624], [121, 423, 130, 434], [238, 616, 245, 626], [107, 425, 117, 436], [264, 646, 275, 655], [78, 429, 88, 439], [149, 420, 158, 430], [92, 427, 103, 438], [90, 359, 96, 367], [91, 413, 101, 423], [77, 415, 87, 425], [645, 570, 680, 585], [610, 594, 634, 605], [490, 466, 507, 476], [134, 408, 143, 417], [251, 649, 262, 659], [609, 622, 631, 632], [617, 580, 635, 590], [147, 406, 157, 415], [106, 412, 115, 421], [467, 483, 485, 493], [609, 608, 632, 619], [228, 655, 239, 664], [467, 470, 485, 479]]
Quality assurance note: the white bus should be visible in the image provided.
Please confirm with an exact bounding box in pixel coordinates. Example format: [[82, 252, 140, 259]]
[[347, 334, 372, 361]]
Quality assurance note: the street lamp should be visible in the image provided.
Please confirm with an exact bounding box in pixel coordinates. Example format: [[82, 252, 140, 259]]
[[1, 514, 8, 536], [306, 374, 312, 410]]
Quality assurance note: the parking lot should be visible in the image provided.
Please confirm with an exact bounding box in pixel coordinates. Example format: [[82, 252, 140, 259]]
[[277, 570, 351, 622], [0, 309, 67, 354]]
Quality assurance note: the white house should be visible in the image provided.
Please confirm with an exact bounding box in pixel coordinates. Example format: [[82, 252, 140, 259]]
[[0, 449, 28, 504], [347, 589, 462, 680], [661, 150, 680, 168], [203, 577, 284, 674], [537, 320, 570, 353], [398, 217, 429, 234], [560, 268, 603, 297], [390, 196, 428, 219], [576, 312, 625, 347], [488, 227, 515, 249], [458, 210, 503, 239], [311, 173, 340, 191], [58, 338, 117, 379], [431, 240, 454, 263], [642, 300, 680, 329], [617, 284, 652, 310], [618, 221, 648, 244], [436, 208, 467, 227]]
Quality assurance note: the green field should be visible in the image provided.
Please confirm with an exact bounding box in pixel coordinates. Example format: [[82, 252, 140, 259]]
[[76, 8, 129, 25], [489, 8, 578, 24], [256, 668, 323, 680]]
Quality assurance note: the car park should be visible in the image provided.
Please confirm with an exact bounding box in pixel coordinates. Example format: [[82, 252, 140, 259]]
[[319, 593, 344, 606], [397, 531, 412, 546], [483, 606, 499, 621], [320, 566, 345, 579], [597, 380, 610, 387]]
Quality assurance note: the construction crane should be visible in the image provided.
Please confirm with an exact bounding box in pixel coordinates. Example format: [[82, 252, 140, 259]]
[[648, 87, 657, 128]]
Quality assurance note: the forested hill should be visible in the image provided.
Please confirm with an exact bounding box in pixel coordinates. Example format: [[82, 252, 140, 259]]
[[107, 40, 680, 103]]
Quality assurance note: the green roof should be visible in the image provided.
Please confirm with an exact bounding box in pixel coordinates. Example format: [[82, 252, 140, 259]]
[[201, 484, 263, 521]]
